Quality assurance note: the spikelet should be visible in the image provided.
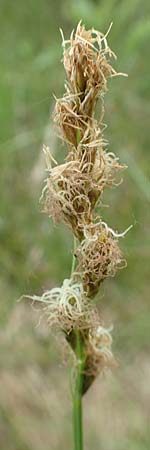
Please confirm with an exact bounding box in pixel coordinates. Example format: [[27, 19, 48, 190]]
[[62, 22, 117, 105], [27, 279, 96, 333], [75, 222, 124, 296]]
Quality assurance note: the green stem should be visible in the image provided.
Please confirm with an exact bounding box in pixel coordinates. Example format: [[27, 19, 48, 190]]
[[73, 331, 84, 450], [70, 238, 84, 450]]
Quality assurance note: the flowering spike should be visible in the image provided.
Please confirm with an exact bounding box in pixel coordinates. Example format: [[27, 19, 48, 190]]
[[28, 22, 130, 394]]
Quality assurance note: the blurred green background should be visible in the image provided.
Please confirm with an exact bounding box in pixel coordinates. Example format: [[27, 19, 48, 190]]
[[0, 0, 150, 449]]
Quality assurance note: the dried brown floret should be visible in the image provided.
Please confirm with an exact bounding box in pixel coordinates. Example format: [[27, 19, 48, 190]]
[[85, 325, 114, 374], [66, 323, 115, 394], [43, 160, 93, 240], [69, 134, 124, 195], [75, 223, 124, 296], [61, 22, 117, 110], [54, 95, 88, 148], [55, 22, 126, 151], [42, 142, 124, 240], [82, 324, 115, 393]]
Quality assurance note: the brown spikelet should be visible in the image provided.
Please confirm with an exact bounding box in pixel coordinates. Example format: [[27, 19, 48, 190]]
[[63, 22, 117, 101], [75, 224, 124, 296]]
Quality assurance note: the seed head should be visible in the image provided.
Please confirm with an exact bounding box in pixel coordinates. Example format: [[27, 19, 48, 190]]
[[27, 22, 129, 394]]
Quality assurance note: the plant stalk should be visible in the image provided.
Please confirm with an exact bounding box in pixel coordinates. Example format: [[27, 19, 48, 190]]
[[73, 331, 84, 450], [70, 238, 84, 450]]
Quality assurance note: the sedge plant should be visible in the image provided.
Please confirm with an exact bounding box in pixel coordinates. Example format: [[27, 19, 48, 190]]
[[27, 22, 131, 450]]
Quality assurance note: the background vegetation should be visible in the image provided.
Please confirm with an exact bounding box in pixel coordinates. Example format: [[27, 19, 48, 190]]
[[0, 0, 150, 448]]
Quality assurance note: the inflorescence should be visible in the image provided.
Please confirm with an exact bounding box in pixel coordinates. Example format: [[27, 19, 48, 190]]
[[30, 22, 129, 393]]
